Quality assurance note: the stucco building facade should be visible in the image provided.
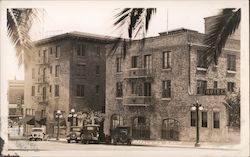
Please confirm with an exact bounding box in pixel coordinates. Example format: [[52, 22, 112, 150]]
[[104, 26, 240, 142], [24, 32, 108, 136]]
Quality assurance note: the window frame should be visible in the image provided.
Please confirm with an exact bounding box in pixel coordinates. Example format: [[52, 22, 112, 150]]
[[55, 85, 59, 97], [227, 54, 236, 71], [213, 112, 220, 129], [201, 111, 208, 128], [76, 84, 85, 97], [162, 51, 171, 69], [55, 45, 60, 58], [131, 56, 139, 68], [116, 82, 123, 97], [162, 80, 171, 98]]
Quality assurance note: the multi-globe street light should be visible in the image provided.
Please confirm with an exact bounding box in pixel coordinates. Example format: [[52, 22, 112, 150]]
[[191, 100, 203, 147], [55, 110, 63, 140]]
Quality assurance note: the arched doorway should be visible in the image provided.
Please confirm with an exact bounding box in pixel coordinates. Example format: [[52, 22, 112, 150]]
[[162, 118, 180, 141], [132, 116, 150, 140]]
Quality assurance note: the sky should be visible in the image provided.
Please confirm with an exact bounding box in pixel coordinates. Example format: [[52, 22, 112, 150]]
[[2, 0, 244, 81]]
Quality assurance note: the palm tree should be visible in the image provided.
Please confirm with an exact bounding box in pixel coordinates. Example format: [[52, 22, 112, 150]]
[[7, 8, 41, 68], [109, 8, 156, 57], [203, 8, 241, 66], [113, 8, 241, 66]]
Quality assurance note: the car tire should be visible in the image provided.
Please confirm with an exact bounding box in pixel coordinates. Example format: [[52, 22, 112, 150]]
[[67, 140, 70, 143]]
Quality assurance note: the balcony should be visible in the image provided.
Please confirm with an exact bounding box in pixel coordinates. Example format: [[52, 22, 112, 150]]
[[123, 68, 153, 79], [35, 95, 48, 105], [36, 58, 49, 65], [204, 88, 226, 95], [35, 76, 48, 84], [123, 96, 152, 107]]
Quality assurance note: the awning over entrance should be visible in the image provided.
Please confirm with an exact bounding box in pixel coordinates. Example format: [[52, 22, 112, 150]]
[[18, 116, 35, 125], [36, 118, 46, 125]]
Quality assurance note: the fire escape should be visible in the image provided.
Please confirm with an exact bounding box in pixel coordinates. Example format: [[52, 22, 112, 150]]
[[35, 50, 49, 108]]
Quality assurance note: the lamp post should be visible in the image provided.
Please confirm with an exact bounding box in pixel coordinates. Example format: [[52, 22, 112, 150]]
[[191, 100, 203, 147], [55, 110, 62, 140], [68, 109, 77, 131]]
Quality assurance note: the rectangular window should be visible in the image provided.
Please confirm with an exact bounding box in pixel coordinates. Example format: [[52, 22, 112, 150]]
[[76, 85, 84, 97], [76, 44, 81, 56], [116, 57, 122, 72], [214, 81, 218, 89], [144, 55, 152, 70], [197, 80, 207, 95], [197, 50, 207, 68], [191, 111, 196, 127], [32, 68, 35, 79], [131, 56, 139, 68], [49, 85, 52, 93], [96, 46, 100, 56], [56, 46, 60, 58], [50, 47, 53, 55], [76, 64, 86, 76], [96, 85, 99, 94], [55, 85, 59, 97], [163, 51, 171, 69], [116, 82, 123, 97], [162, 80, 171, 98], [227, 82, 235, 92], [202, 112, 208, 127], [49, 66, 52, 75], [31, 86, 35, 96], [55, 65, 60, 77], [213, 112, 220, 128], [96, 65, 100, 75], [227, 55, 236, 71], [144, 82, 151, 96]]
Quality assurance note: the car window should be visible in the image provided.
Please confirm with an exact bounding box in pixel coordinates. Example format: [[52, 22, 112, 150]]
[[32, 129, 43, 132], [86, 127, 94, 130]]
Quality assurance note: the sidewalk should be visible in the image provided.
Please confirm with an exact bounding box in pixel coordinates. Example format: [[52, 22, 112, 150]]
[[132, 140, 241, 150]]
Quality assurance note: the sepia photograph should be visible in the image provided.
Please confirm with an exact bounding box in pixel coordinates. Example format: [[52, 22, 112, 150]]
[[0, 0, 249, 157]]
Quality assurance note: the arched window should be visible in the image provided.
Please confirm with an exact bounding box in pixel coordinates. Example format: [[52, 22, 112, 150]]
[[111, 114, 124, 128], [162, 118, 179, 141], [132, 116, 150, 140]]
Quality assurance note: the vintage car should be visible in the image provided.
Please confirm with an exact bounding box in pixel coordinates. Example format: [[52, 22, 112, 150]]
[[110, 126, 132, 145], [80, 125, 100, 144], [66, 126, 82, 143], [28, 127, 46, 141]]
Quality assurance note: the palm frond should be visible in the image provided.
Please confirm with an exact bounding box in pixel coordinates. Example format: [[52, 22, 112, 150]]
[[203, 8, 241, 66], [7, 8, 43, 68]]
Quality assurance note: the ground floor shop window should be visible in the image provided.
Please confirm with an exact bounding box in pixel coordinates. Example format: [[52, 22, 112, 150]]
[[132, 116, 150, 140], [162, 118, 179, 141]]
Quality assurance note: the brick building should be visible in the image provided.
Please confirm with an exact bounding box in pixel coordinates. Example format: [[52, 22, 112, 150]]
[[104, 21, 240, 142], [24, 32, 110, 136]]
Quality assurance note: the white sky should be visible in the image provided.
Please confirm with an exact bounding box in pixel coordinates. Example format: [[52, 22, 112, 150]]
[[2, 0, 243, 81]]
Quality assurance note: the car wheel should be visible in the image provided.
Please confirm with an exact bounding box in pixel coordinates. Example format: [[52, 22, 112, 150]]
[[76, 140, 79, 143], [67, 140, 70, 143]]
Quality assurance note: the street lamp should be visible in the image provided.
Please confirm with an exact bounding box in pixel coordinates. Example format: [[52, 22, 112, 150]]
[[68, 109, 77, 131], [55, 110, 62, 140], [191, 100, 203, 147]]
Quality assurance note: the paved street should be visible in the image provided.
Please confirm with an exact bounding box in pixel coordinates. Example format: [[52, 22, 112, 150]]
[[5, 140, 244, 157]]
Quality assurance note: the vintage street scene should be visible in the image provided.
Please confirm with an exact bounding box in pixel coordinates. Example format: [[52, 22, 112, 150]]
[[0, 1, 248, 157]]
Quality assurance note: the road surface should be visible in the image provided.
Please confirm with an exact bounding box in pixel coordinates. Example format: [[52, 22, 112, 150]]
[[6, 140, 244, 157]]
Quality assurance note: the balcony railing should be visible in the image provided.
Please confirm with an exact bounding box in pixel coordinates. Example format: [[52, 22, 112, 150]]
[[35, 76, 48, 84], [204, 88, 226, 95], [35, 95, 48, 105], [124, 68, 153, 79], [123, 96, 152, 106]]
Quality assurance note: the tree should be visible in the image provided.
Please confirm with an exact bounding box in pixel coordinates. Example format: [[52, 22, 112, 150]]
[[7, 8, 42, 67], [203, 8, 241, 66], [113, 8, 241, 66], [223, 90, 240, 128]]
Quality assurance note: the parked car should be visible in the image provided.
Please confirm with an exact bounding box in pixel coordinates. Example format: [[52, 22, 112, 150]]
[[110, 126, 132, 145], [28, 127, 46, 141], [66, 126, 82, 143], [80, 125, 101, 144]]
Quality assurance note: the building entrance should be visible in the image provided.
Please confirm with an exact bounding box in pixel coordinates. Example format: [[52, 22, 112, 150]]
[[132, 116, 150, 140], [162, 118, 179, 141]]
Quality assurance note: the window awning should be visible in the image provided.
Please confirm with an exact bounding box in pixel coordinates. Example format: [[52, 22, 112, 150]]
[[18, 116, 35, 125]]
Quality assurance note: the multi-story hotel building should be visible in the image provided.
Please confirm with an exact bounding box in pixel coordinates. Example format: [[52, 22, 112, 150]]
[[104, 18, 240, 142], [24, 32, 109, 136]]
